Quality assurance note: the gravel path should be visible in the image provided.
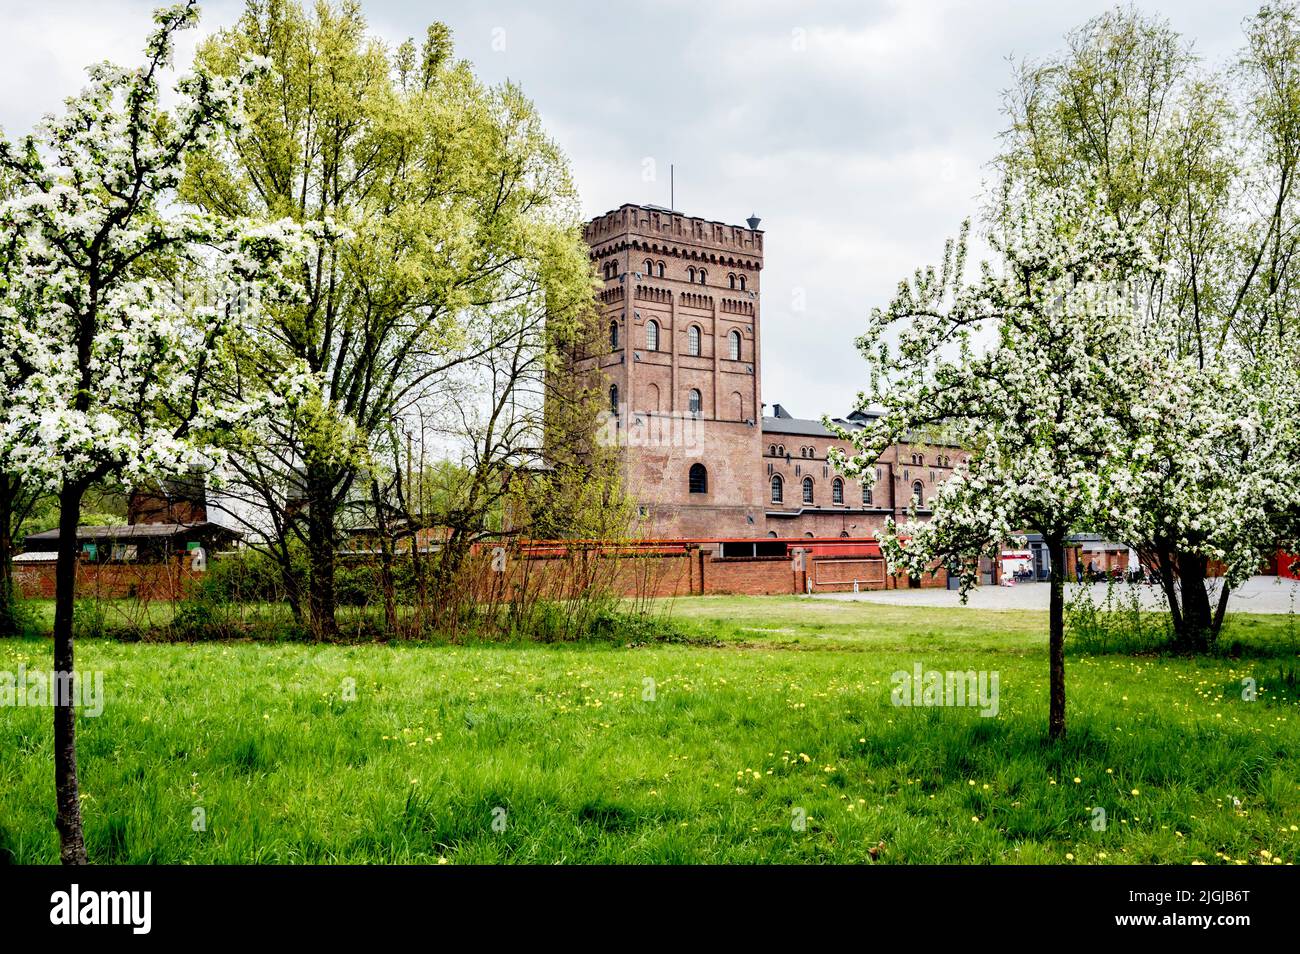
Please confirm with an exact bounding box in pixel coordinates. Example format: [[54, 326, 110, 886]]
[[815, 575, 1300, 614]]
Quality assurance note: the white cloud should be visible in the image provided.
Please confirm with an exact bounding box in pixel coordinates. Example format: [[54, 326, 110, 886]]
[[0, 0, 1261, 416]]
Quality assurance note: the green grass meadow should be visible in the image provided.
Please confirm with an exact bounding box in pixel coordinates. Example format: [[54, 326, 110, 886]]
[[1, 596, 1297, 864]]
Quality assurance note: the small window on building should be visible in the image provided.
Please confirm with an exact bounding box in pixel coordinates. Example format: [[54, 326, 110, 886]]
[[802, 477, 814, 504], [609, 320, 619, 350], [912, 480, 924, 507], [863, 485, 873, 506], [644, 258, 653, 275], [609, 384, 619, 416], [739, 275, 746, 291], [778, 444, 786, 457], [689, 463, 708, 494], [687, 266, 696, 283], [771, 474, 783, 503], [728, 273, 736, 289], [808, 446, 816, 458], [728, 329, 741, 360], [688, 388, 702, 415], [657, 261, 665, 278], [698, 268, 707, 285], [647, 319, 659, 352], [688, 325, 701, 356], [769, 444, 776, 456], [832, 478, 844, 504]]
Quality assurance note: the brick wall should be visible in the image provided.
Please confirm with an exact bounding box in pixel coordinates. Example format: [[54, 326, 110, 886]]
[[15, 559, 201, 601], [14, 544, 946, 603]]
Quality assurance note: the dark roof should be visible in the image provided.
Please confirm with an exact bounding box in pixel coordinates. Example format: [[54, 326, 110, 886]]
[[24, 522, 238, 542], [762, 405, 880, 438]]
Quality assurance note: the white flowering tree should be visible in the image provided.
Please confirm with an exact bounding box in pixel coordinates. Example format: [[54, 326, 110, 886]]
[[0, 2, 307, 863], [1102, 345, 1300, 649], [831, 185, 1156, 739], [999, 5, 1300, 649]]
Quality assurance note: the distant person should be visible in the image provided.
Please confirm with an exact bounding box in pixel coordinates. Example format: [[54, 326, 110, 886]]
[[1075, 562, 1083, 583]]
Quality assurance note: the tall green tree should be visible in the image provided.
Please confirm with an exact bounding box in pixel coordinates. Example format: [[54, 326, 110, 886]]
[[183, 0, 595, 638]]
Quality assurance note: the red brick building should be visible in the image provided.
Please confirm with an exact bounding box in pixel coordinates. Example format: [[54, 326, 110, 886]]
[[579, 202, 963, 539]]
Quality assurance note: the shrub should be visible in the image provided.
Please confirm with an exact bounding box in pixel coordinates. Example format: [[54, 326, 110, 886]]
[[72, 599, 107, 639], [1066, 576, 1171, 654]]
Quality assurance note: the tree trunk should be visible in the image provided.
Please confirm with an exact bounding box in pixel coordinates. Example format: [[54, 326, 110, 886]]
[[1177, 551, 1212, 652], [1153, 546, 1182, 636], [410, 534, 426, 638], [53, 481, 88, 864], [0, 476, 17, 637], [371, 480, 398, 636], [305, 467, 339, 641], [1048, 533, 1066, 740], [1210, 579, 1231, 644]]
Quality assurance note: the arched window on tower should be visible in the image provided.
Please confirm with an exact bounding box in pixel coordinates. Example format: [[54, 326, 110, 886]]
[[698, 268, 707, 285], [688, 388, 702, 416], [739, 275, 746, 291], [643, 258, 653, 275], [609, 384, 619, 417], [832, 477, 844, 504], [912, 481, 924, 507], [688, 463, 708, 494], [656, 261, 665, 278], [728, 273, 736, 289], [771, 474, 783, 503], [768, 444, 776, 456], [646, 319, 659, 352], [609, 320, 619, 350], [728, 329, 741, 360], [687, 266, 696, 283], [802, 477, 814, 504], [688, 325, 701, 356]]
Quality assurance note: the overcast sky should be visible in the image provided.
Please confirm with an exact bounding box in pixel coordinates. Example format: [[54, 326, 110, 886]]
[[0, 0, 1260, 417]]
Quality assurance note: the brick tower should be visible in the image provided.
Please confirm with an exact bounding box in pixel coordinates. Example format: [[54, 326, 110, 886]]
[[582, 203, 767, 537]]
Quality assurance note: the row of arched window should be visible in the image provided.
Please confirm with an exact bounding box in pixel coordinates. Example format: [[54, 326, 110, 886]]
[[767, 444, 819, 458], [908, 453, 953, 467], [621, 320, 741, 359], [611, 384, 704, 417], [684, 468, 925, 507], [604, 258, 753, 291], [768, 476, 924, 508]]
